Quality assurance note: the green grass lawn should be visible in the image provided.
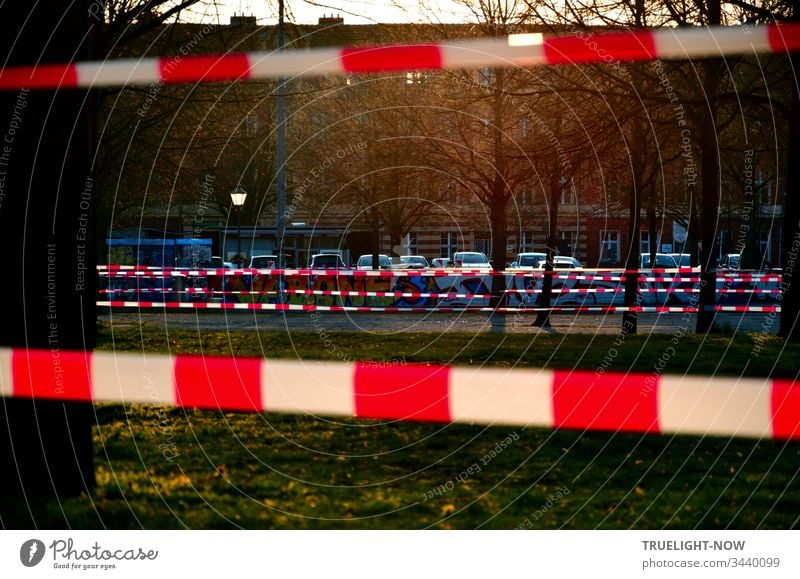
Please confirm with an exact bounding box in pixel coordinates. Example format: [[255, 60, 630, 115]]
[[2, 324, 798, 529]]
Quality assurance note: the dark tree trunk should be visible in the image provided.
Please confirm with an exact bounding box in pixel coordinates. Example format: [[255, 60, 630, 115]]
[[648, 205, 657, 266], [0, 1, 96, 509], [533, 181, 560, 327], [371, 216, 382, 270], [489, 193, 509, 318], [696, 60, 723, 334], [623, 184, 642, 335], [488, 67, 509, 328]]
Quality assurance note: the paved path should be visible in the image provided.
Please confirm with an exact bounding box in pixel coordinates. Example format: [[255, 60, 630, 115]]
[[100, 310, 778, 336]]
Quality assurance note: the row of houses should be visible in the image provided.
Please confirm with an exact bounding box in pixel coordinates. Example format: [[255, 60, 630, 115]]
[[123, 198, 783, 268]]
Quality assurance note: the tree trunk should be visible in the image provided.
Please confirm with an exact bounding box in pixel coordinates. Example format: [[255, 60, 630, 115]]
[[0, 1, 96, 508], [623, 183, 642, 335], [488, 66, 509, 330], [533, 181, 560, 327], [696, 59, 723, 334], [371, 216, 382, 270]]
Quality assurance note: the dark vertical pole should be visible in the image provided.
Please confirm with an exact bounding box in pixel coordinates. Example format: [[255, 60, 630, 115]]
[[237, 206, 242, 261], [275, 0, 287, 304], [275, 0, 286, 268], [0, 1, 96, 511], [779, 14, 800, 341]]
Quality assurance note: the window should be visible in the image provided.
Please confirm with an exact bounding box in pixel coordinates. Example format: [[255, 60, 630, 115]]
[[474, 236, 492, 257], [558, 231, 575, 255], [640, 231, 661, 256], [518, 118, 531, 138], [447, 180, 459, 203], [599, 231, 620, 263], [560, 178, 576, 204], [518, 187, 531, 205], [478, 67, 495, 86], [520, 231, 536, 253], [760, 231, 771, 264], [440, 232, 460, 257], [717, 230, 728, 261], [405, 232, 418, 254], [245, 113, 258, 137]]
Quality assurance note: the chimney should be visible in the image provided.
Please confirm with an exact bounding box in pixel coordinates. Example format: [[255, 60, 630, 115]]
[[318, 13, 344, 26]]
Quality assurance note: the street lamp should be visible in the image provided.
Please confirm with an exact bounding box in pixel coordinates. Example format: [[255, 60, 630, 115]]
[[230, 184, 247, 265]]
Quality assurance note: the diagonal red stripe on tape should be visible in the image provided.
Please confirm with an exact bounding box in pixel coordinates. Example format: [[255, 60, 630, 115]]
[[160, 54, 251, 84], [12, 348, 92, 401], [354, 362, 451, 422], [552, 370, 660, 433], [341, 45, 442, 73], [771, 379, 800, 440], [0, 63, 78, 89], [174, 355, 262, 412], [544, 30, 656, 65]]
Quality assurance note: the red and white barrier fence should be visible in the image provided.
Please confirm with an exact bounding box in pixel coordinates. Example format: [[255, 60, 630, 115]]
[[95, 301, 782, 313], [95, 265, 782, 282], [97, 287, 782, 296], [1, 347, 796, 440], [0, 24, 798, 90]]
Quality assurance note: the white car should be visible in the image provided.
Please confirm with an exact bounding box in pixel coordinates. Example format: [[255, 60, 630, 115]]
[[452, 251, 492, 269], [431, 257, 452, 268], [357, 254, 393, 270], [397, 255, 429, 269], [510, 252, 547, 269], [535, 256, 583, 269], [309, 253, 348, 269]]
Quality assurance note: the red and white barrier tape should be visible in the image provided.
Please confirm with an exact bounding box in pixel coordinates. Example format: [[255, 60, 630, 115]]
[[96, 301, 781, 313], [1, 24, 798, 90], [0, 347, 796, 440], [100, 287, 733, 296], [101, 288, 496, 299], [98, 268, 495, 278]]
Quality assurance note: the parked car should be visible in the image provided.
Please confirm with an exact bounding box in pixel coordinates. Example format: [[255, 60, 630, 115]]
[[453, 251, 492, 269], [356, 254, 393, 270], [431, 257, 452, 268], [719, 253, 741, 270], [535, 256, 583, 269], [669, 253, 692, 267], [309, 253, 348, 269], [640, 253, 678, 269], [249, 255, 278, 268], [397, 255, 430, 269], [209, 256, 227, 268], [510, 252, 547, 269]]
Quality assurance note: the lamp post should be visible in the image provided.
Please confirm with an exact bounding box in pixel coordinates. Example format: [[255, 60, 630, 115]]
[[276, 0, 287, 269], [230, 184, 247, 265]]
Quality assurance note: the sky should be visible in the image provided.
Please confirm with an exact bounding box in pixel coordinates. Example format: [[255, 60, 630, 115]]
[[186, 0, 475, 26]]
